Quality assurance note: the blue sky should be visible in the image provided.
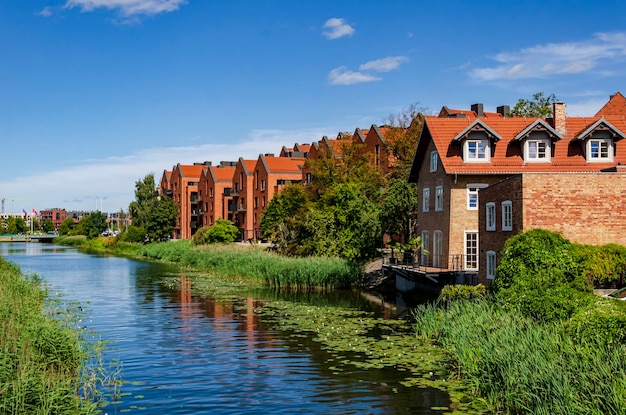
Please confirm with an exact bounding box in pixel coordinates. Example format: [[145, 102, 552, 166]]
[[2, 0, 626, 213]]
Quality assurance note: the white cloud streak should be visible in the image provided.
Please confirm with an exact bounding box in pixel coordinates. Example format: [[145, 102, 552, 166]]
[[471, 31, 626, 81], [359, 56, 409, 73], [63, 0, 187, 17], [0, 128, 334, 213], [329, 56, 409, 86], [322, 18, 354, 40], [328, 67, 382, 85]]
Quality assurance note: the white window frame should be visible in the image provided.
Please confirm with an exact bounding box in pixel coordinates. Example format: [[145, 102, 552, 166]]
[[435, 186, 443, 211], [422, 188, 430, 212], [587, 138, 613, 162], [486, 251, 496, 280], [464, 231, 479, 271], [467, 184, 488, 210], [433, 230, 442, 268], [464, 139, 490, 162], [430, 151, 438, 172], [525, 139, 550, 162], [486, 202, 496, 231], [502, 200, 513, 231], [421, 230, 429, 266]]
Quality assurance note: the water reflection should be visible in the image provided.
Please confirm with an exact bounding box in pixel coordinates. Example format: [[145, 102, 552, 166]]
[[0, 243, 450, 414]]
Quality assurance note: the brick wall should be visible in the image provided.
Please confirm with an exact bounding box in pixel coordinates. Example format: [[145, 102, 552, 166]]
[[478, 172, 626, 284]]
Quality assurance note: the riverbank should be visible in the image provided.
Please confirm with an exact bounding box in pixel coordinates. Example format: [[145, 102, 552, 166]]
[[0, 256, 98, 414]]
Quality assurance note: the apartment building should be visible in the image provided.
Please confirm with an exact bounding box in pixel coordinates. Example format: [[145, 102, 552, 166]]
[[252, 154, 304, 239], [170, 163, 206, 239], [198, 162, 236, 228], [231, 158, 257, 240]]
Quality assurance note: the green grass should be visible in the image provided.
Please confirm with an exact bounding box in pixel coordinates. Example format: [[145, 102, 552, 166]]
[[413, 299, 626, 415], [137, 240, 363, 289], [0, 257, 100, 415]]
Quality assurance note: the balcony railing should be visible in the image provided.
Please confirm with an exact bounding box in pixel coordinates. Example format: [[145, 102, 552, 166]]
[[381, 250, 467, 273]]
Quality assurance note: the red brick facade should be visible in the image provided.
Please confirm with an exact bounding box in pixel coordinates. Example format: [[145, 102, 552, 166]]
[[478, 172, 626, 284]]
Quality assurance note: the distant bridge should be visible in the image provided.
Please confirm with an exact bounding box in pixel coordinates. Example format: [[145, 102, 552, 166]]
[[0, 234, 57, 243]]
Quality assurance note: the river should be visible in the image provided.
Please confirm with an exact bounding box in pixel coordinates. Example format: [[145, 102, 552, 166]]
[[0, 243, 452, 414]]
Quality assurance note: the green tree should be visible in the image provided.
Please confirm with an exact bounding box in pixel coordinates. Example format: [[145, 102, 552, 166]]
[[509, 92, 557, 117], [260, 184, 310, 249], [379, 178, 419, 242], [129, 173, 179, 242], [6, 216, 26, 234], [79, 211, 108, 239], [382, 103, 428, 179], [42, 220, 55, 233], [58, 217, 75, 235], [193, 219, 240, 245]]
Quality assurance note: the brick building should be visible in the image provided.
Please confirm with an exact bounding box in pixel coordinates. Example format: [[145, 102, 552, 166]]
[[198, 162, 236, 228], [408, 93, 626, 284], [252, 154, 304, 239], [39, 208, 68, 232], [231, 158, 257, 240], [170, 163, 206, 239]]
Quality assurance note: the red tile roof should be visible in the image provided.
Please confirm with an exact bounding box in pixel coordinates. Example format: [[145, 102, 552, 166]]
[[595, 92, 626, 117], [178, 164, 205, 178], [210, 165, 235, 181], [262, 156, 304, 173], [439, 106, 504, 118], [422, 114, 626, 175]]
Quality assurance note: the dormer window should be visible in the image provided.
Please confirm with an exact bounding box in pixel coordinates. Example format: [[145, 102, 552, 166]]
[[453, 120, 501, 163], [514, 120, 561, 163], [588, 138, 612, 161], [576, 118, 625, 163], [465, 140, 490, 161], [525, 139, 550, 161]]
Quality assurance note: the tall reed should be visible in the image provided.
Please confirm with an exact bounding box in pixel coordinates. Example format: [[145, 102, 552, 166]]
[[137, 241, 362, 288], [414, 299, 626, 415], [0, 257, 99, 414]]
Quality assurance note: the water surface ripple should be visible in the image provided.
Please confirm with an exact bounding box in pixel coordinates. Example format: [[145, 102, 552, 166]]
[[1, 243, 450, 414]]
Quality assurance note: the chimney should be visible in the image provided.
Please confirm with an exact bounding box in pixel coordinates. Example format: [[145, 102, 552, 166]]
[[553, 102, 566, 133], [471, 103, 484, 117], [497, 105, 510, 117]]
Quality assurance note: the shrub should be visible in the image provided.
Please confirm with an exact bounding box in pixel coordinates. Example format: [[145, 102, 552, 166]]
[[118, 226, 147, 243], [490, 229, 591, 321], [192, 220, 240, 245]]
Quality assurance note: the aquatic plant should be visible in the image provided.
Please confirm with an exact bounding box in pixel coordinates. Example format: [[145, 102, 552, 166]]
[[0, 256, 106, 414], [137, 241, 362, 289], [413, 299, 626, 414]]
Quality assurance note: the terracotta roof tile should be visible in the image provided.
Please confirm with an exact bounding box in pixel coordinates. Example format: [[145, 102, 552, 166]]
[[211, 165, 235, 181], [595, 92, 626, 117], [179, 165, 205, 178], [263, 156, 304, 173], [424, 115, 626, 174]]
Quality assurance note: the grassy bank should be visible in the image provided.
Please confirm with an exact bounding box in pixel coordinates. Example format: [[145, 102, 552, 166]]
[[137, 240, 362, 288], [0, 256, 98, 415]]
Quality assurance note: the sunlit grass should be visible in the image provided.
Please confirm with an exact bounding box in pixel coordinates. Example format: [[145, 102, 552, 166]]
[[137, 240, 362, 289], [413, 299, 626, 414]]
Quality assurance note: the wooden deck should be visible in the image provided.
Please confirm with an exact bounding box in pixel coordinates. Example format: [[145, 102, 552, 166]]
[[380, 250, 478, 292]]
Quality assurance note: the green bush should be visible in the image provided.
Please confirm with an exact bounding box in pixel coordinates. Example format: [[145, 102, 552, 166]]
[[567, 298, 626, 346], [118, 225, 147, 243], [573, 243, 626, 287], [490, 229, 592, 321], [192, 220, 239, 245]]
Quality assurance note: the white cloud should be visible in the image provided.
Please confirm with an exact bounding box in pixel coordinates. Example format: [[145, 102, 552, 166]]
[[471, 31, 626, 81], [322, 18, 354, 40], [38, 7, 54, 17], [0, 128, 334, 213], [328, 56, 408, 86], [359, 56, 409, 73], [63, 0, 187, 17], [328, 66, 382, 85]]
